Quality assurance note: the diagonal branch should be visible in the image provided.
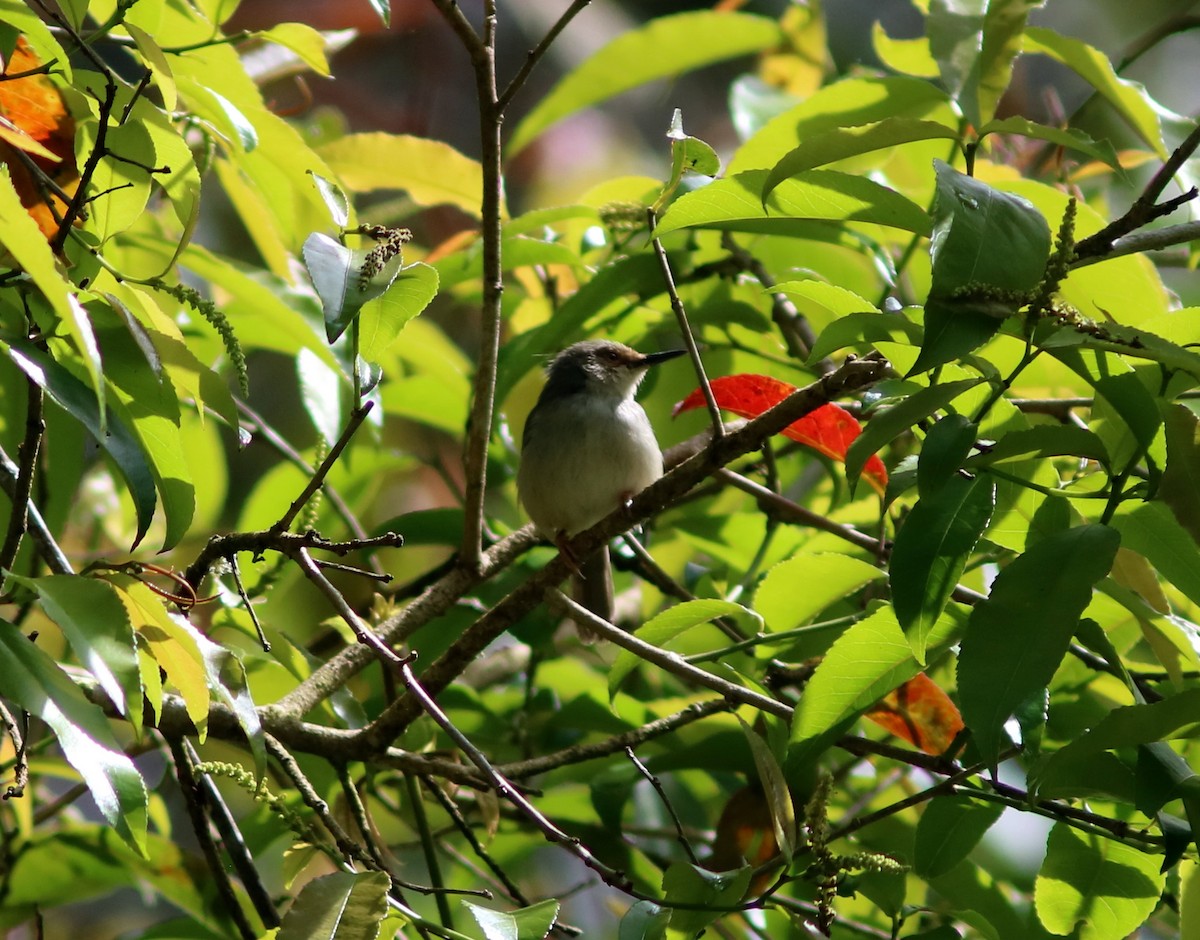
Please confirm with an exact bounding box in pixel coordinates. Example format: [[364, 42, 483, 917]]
[[497, 0, 593, 113]]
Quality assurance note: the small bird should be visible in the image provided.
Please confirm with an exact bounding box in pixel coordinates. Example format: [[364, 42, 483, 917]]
[[518, 340, 684, 636]]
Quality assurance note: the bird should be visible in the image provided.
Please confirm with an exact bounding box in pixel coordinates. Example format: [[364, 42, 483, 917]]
[[518, 340, 684, 638]]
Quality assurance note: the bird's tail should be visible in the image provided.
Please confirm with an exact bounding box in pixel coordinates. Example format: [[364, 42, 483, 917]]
[[573, 546, 613, 642]]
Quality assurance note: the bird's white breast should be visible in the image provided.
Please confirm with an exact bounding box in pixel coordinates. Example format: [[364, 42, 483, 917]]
[[518, 393, 663, 537]]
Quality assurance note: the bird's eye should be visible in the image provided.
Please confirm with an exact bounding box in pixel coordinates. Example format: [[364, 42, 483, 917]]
[[601, 348, 621, 362]]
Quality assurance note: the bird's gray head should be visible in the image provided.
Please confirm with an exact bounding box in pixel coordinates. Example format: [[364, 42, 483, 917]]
[[541, 340, 683, 401]]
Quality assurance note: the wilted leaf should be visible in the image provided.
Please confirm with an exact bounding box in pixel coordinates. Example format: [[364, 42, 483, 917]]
[[865, 672, 965, 755]]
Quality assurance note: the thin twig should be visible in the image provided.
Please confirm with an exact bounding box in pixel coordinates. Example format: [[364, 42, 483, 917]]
[[497, 0, 593, 113], [0, 444, 73, 575], [187, 740, 280, 929], [404, 774, 455, 930], [1070, 219, 1200, 268], [625, 746, 700, 865], [235, 398, 378, 553], [271, 402, 375, 534], [649, 206, 724, 438], [168, 737, 258, 940], [0, 380, 44, 580]]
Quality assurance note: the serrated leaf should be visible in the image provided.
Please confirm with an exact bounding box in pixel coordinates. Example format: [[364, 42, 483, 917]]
[[0, 622, 147, 853], [278, 870, 388, 940], [1159, 404, 1200, 546], [125, 23, 176, 111], [968, 425, 1111, 468], [358, 262, 439, 363], [791, 604, 963, 753], [661, 861, 752, 937], [302, 231, 404, 343], [808, 310, 923, 362], [958, 524, 1120, 766], [510, 11, 783, 154], [308, 170, 349, 227], [463, 898, 560, 940], [756, 552, 885, 635], [655, 169, 931, 239], [1112, 501, 1200, 610], [1034, 823, 1164, 939]]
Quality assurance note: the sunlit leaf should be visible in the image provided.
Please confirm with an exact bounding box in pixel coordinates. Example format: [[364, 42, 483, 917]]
[[655, 169, 931, 239], [509, 11, 783, 154], [1034, 823, 1165, 939], [277, 871, 389, 940], [0, 622, 147, 853], [914, 795, 1004, 878]]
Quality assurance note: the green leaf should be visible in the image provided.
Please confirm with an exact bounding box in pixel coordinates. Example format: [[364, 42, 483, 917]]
[[791, 604, 963, 752], [8, 574, 141, 732], [917, 413, 979, 496], [764, 118, 959, 204], [1033, 688, 1200, 798], [808, 310, 923, 362], [463, 899, 560, 940], [0, 622, 147, 853], [2, 340, 156, 548], [1158, 404, 1200, 546], [914, 795, 1004, 878], [912, 160, 1050, 372], [509, 11, 783, 154], [891, 473, 995, 663], [755, 552, 886, 635], [660, 861, 752, 937], [609, 599, 758, 699], [929, 159, 1051, 300], [654, 169, 931, 239], [977, 116, 1120, 169], [1111, 502, 1200, 609], [958, 524, 1120, 766], [0, 0, 72, 79], [277, 870, 389, 940], [303, 232, 405, 344], [844, 378, 982, 489], [257, 23, 331, 77], [125, 23, 176, 111], [1034, 823, 1165, 939], [968, 425, 1111, 468], [929, 0, 1042, 127], [736, 716, 797, 860], [308, 170, 349, 227], [358, 263, 440, 364], [433, 236, 579, 290], [619, 900, 670, 940], [92, 303, 195, 551], [728, 75, 951, 175], [1022, 27, 1166, 157], [318, 133, 488, 218], [177, 78, 257, 151]]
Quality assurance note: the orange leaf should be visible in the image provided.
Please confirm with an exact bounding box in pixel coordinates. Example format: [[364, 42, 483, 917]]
[[865, 673, 964, 756], [0, 38, 78, 241], [673, 373, 888, 494]]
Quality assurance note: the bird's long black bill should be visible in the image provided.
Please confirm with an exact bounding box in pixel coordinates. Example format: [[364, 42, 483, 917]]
[[640, 348, 687, 368]]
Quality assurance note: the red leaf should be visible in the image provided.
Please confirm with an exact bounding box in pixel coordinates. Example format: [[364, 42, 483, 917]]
[[865, 673, 964, 756], [673, 374, 888, 494]]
